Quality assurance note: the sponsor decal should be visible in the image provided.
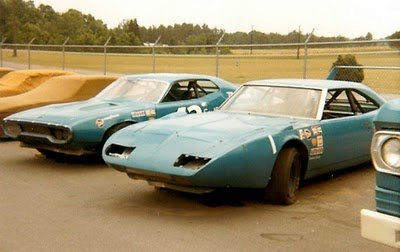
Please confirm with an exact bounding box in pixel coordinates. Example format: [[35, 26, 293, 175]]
[[311, 138, 318, 147], [131, 111, 146, 117], [299, 129, 312, 140], [311, 125, 322, 135], [95, 119, 104, 128], [145, 109, 156, 119], [310, 147, 324, 156], [300, 125, 324, 157], [95, 114, 119, 128], [317, 135, 324, 147]]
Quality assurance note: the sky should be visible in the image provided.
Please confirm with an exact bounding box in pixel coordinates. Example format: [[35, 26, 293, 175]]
[[34, 0, 399, 39]]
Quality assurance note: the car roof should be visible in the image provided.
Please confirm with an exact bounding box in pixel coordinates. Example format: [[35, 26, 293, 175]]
[[123, 73, 224, 84], [245, 79, 371, 90]]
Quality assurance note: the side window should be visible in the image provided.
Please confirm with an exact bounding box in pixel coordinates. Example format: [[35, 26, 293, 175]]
[[350, 90, 380, 113], [162, 79, 219, 102], [196, 80, 219, 97], [322, 89, 380, 119], [323, 89, 354, 119], [162, 82, 184, 102]]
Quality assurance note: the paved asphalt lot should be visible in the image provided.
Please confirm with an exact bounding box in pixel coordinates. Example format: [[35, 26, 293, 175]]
[[0, 140, 397, 251]]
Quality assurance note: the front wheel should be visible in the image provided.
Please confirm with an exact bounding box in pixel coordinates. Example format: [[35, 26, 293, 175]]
[[264, 147, 302, 205], [36, 148, 68, 160]]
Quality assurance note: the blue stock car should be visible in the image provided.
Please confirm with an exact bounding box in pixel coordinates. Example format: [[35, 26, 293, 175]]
[[361, 99, 400, 249], [103, 79, 385, 205], [2, 73, 236, 156]]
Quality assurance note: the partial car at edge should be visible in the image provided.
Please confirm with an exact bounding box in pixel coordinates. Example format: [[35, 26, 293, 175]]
[[361, 98, 400, 249], [0, 74, 117, 137], [103, 79, 386, 205]]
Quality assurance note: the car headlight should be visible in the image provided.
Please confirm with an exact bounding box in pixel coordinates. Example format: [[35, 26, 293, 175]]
[[3, 122, 22, 138], [381, 137, 400, 169], [371, 131, 400, 175], [51, 127, 72, 142]]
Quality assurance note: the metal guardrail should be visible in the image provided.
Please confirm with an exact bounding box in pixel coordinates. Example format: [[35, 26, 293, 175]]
[[0, 38, 399, 77]]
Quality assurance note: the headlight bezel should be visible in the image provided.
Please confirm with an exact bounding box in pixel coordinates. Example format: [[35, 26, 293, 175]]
[[371, 130, 400, 175], [3, 121, 22, 138]]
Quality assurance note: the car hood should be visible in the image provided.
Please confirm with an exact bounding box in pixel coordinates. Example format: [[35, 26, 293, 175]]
[[5, 99, 153, 125], [109, 111, 311, 157]]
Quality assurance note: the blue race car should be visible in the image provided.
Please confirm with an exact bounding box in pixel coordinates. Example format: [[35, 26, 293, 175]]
[[103, 79, 385, 204], [2, 73, 236, 156], [361, 98, 400, 249]]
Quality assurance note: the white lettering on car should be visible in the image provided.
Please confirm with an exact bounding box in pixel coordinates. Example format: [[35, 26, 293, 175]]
[[176, 105, 203, 114]]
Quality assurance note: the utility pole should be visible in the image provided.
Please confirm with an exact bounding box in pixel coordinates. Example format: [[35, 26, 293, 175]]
[[297, 26, 301, 60], [303, 28, 315, 79], [215, 32, 225, 77], [250, 25, 254, 55], [11, 0, 18, 57]]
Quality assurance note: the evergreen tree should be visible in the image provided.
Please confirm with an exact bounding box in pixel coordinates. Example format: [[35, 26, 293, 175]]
[[332, 55, 364, 82]]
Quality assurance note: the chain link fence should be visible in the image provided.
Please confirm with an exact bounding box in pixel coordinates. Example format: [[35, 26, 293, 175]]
[[0, 39, 399, 95]]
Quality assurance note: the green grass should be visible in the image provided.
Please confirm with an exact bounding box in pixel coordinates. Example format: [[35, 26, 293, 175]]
[[2, 48, 399, 93]]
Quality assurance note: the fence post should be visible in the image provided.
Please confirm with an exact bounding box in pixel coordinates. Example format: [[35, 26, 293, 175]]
[[152, 35, 161, 73], [0, 37, 6, 67], [28, 38, 35, 69], [303, 29, 314, 79], [103, 36, 111, 75], [215, 32, 225, 77], [62, 37, 69, 70]]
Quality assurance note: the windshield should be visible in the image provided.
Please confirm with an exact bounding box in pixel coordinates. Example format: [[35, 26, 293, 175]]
[[221, 85, 322, 119], [94, 78, 169, 103]]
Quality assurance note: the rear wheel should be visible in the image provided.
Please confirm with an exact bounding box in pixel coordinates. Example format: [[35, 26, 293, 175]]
[[264, 147, 302, 205]]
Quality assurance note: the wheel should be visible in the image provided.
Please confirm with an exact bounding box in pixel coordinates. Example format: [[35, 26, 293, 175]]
[[103, 122, 132, 141], [36, 148, 67, 160], [264, 147, 302, 205], [98, 122, 132, 153]]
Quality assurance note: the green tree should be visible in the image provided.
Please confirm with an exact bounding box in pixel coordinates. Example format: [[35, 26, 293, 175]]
[[387, 31, 400, 49], [332, 55, 364, 82]]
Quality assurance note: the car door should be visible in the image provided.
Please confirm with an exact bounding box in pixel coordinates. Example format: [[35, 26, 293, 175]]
[[313, 89, 380, 172]]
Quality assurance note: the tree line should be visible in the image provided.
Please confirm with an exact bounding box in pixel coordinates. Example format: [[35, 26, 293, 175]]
[[0, 0, 398, 52]]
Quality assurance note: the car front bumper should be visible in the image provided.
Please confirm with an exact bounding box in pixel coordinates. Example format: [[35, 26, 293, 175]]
[[360, 209, 400, 248]]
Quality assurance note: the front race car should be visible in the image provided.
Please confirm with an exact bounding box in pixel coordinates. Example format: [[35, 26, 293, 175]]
[[103, 110, 309, 193]]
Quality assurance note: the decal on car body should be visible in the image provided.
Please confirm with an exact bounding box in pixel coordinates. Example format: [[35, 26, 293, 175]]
[[177, 105, 204, 114], [299, 125, 324, 158], [96, 114, 120, 128], [131, 111, 146, 118]]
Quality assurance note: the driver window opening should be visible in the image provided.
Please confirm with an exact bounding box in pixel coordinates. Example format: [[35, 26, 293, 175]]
[[322, 89, 380, 120], [162, 80, 219, 102]]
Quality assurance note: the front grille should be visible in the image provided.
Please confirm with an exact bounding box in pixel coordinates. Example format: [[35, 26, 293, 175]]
[[21, 124, 51, 135], [11, 121, 72, 144]]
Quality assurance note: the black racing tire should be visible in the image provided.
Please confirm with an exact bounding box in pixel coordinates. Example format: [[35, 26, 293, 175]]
[[99, 122, 133, 153], [103, 122, 132, 141], [36, 148, 67, 160], [264, 147, 302, 205]]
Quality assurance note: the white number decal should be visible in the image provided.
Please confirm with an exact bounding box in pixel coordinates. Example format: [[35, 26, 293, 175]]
[[176, 107, 187, 113], [177, 105, 203, 114]]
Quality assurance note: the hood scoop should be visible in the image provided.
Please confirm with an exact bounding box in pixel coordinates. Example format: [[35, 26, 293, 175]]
[[79, 102, 119, 111]]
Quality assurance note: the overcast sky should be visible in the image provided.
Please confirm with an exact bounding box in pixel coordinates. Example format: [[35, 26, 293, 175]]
[[35, 0, 399, 39]]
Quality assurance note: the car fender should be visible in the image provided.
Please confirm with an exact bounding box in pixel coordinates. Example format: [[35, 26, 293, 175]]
[[192, 136, 278, 188]]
